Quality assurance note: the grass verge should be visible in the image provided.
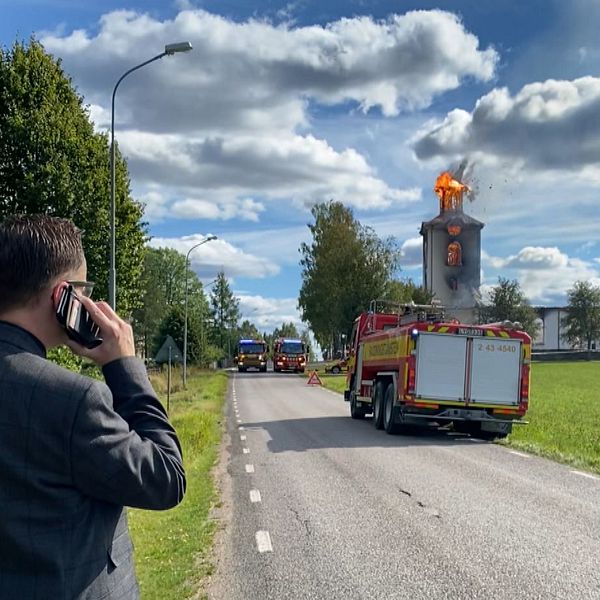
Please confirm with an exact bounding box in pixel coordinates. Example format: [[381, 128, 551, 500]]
[[506, 361, 600, 473], [128, 368, 228, 600], [310, 362, 600, 474]]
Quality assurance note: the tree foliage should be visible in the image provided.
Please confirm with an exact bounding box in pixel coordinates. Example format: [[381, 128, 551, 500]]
[[209, 270, 240, 358], [480, 277, 539, 337], [562, 281, 600, 351], [272, 321, 300, 340], [384, 278, 434, 306], [298, 201, 399, 351], [132, 246, 210, 360], [0, 39, 146, 314]]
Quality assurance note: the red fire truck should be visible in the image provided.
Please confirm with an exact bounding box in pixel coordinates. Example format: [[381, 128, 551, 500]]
[[344, 301, 531, 439], [273, 338, 308, 373]]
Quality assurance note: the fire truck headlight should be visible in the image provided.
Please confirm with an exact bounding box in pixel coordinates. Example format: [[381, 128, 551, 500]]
[[411, 328, 419, 340]]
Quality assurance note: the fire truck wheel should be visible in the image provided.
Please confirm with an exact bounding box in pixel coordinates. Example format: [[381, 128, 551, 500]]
[[383, 384, 403, 435], [350, 393, 366, 420], [331, 366, 341, 375], [373, 381, 385, 430]]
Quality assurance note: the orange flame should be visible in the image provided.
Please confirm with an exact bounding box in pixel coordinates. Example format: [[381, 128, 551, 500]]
[[434, 171, 468, 211]]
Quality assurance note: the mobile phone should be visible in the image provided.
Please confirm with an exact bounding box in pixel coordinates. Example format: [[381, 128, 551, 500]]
[[55, 285, 103, 349]]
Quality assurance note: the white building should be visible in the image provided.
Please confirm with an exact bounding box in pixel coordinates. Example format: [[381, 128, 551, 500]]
[[534, 307, 599, 351]]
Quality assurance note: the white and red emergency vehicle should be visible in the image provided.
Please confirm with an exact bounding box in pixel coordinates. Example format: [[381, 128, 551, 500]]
[[344, 301, 531, 439]]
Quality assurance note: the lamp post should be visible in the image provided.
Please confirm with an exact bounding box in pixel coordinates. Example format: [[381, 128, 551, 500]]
[[109, 41, 193, 310], [183, 236, 217, 387]]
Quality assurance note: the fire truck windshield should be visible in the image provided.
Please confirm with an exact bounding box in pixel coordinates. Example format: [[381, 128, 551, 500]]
[[239, 343, 265, 354], [279, 342, 303, 354]]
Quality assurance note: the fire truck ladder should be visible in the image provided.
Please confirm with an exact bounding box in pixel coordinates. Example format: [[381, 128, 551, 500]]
[[366, 299, 445, 332]]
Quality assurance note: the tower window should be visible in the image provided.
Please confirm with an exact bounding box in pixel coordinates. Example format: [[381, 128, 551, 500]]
[[447, 241, 462, 266]]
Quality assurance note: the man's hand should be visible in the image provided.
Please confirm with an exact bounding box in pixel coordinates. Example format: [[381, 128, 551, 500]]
[[67, 297, 136, 366]]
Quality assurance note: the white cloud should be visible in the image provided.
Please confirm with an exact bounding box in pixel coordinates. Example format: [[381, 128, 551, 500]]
[[237, 294, 304, 331], [412, 76, 600, 174], [42, 9, 497, 129], [482, 246, 600, 305], [39, 8, 492, 219], [119, 130, 421, 211], [399, 237, 422, 269], [148, 234, 279, 279], [172, 197, 265, 222]]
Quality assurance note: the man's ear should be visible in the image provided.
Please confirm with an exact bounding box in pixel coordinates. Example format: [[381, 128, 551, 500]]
[[51, 282, 68, 310]]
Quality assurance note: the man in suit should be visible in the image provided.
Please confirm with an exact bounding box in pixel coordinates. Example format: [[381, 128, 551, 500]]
[[0, 215, 186, 598]]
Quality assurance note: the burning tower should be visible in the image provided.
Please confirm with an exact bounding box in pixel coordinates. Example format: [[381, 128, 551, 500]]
[[420, 171, 483, 321]]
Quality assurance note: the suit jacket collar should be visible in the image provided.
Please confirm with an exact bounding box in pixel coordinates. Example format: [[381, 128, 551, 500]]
[[0, 320, 47, 358]]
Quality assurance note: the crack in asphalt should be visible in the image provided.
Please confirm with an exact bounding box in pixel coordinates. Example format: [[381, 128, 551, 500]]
[[399, 488, 441, 519], [289, 506, 312, 537]]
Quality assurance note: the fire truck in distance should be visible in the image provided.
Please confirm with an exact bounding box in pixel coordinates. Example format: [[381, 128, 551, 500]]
[[273, 338, 308, 373], [236, 339, 268, 372], [344, 301, 531, 439]]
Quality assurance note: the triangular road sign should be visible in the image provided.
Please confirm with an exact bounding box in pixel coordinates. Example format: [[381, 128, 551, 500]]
[[155, 335, 183, 364], [306, 370, 322, 386]]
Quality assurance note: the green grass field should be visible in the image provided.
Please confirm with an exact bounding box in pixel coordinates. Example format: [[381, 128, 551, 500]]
[[508, 362, 600, 473], [128, 368, 228, 600], [311, 362, 600, 473]]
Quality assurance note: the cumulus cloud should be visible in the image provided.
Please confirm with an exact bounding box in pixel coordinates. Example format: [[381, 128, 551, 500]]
[[120, 130, 421, 211], [483, 246, 600, 304], [399, 237, 422, 269], [42, 9, 497, 129], [148, 234, 279, 279], [412, 76, 600, 174], [39, 9, 494, 217], [237, 295, 304, 331]]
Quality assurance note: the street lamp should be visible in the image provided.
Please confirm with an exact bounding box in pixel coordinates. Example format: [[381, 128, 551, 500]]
[[109, 41, 193, 310], [183, 235, 218, 387]]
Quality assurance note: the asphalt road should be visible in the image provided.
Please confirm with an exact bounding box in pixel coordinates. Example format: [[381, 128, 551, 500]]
[[208, 371, 600, 600]]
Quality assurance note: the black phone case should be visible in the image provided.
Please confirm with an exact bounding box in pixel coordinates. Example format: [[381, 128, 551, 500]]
[[56, 285, 103, 349]]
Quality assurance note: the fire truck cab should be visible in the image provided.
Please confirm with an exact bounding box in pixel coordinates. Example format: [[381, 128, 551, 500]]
[[236, 339, 268, 372], [273, 338, 308, 373], [344, 301, 531, 439]]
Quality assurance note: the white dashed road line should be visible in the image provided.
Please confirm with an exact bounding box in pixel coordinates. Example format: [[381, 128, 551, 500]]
[[255, 531, 273, 553], [250, 489, 262, 503], [243, 448, 250, 454], [245, 464, 255, 473], [240, 435, 246, 441], [508, 450, 531, 458]]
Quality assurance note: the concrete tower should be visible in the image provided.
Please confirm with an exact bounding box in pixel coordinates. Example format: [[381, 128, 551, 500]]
[[420, 172, 483, 322]]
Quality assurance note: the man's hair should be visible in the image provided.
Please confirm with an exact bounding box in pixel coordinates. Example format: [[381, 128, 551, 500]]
[[0, 215, 85, 313]]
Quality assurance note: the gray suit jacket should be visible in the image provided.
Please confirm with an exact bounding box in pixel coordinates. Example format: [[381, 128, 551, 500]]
[[0, 321, 186, 599]]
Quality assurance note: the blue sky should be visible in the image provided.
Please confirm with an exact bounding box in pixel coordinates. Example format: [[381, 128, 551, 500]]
[[2, 0, 599, 331]]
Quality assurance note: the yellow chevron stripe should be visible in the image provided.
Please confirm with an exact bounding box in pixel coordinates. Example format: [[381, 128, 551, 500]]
[[485, 330, 496, 337], [499, 331, 510, 338], [438, 326, 449, 333]]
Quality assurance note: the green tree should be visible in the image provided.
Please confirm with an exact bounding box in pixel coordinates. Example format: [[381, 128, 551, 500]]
[[272, 322, 300, 340], [238, 320, 261, 340], [298, 201, 399, 353], [562, 281, 600, 352], [480, 277, 539, 337], [384, 278, 434, 305], [0, 39, 146, 314], [209, 271, 240, 359], [133, 246, 210, 360]]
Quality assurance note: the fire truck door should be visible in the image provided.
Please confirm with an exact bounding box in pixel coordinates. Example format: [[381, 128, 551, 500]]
[[469, 338, 521, 405], [415, 333, 467, 401]]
